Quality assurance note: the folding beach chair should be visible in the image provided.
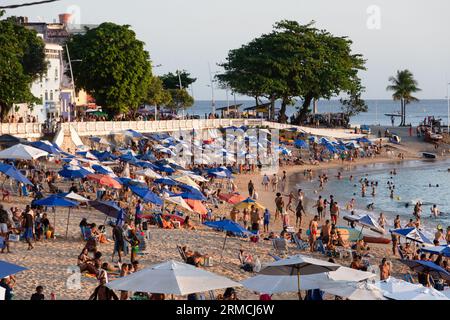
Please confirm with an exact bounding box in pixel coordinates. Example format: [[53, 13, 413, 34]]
[[177, 245, 188, 262], [272, 238, 289, 256], [293, 234, 309, 251]]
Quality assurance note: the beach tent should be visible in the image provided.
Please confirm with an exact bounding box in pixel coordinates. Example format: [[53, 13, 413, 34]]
[[89, 200, 122, 219], [33, 195, 79, 237], [129, 186, 163, 206], [59, 165, 91, 180], [0, 144, 48, 160], [234, 198, 265, 211], [258, 255, 341, 300], [106, 260, 241, 295], [0, 163, 33, 185], [87, 174, 122, 189], [204, 219, 253, 261], [421, 245, 450, 258], [390, 227, 433, 245], [30, 140, 61, 155], [321, 281, 386, 300], [241, 267, 375, 294], [375, 277, 448, 300], [0, 260, 28, 279]]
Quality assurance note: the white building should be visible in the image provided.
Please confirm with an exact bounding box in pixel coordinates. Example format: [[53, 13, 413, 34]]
[[30, 42, 64, 123]]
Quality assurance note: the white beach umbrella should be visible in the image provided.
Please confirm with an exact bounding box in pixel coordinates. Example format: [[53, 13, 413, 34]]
[[321, 281, 386, 300], [376, 278, 449, 300], [135, 168, 162, 179], [164, 196, 194, 212], [241, 267, 375, 294], [63, 192, 90, 203], [0, 144, 48, 160], [106, 260, 241, 295]]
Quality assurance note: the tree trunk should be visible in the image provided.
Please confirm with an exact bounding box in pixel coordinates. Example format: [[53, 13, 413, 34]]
[[400, 99, 405, 126], [269, 96, 276, 121], [296, 94, 314, 125], [279, 97, 288, 124], [0, 101, 10, 122]]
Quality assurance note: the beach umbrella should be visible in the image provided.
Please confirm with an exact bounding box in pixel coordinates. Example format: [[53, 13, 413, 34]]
[[400, 260, 450, 281], [75, 151, 98, 160], [0, 163, 33, 186], [114, 177, 146, 188], [106, 260, 241, 295], [130, 186, 163, 206], [390, 228, 433, 245], [346, 214, 385, 235], [119, 153, 139, 163], [177, 191, 207, 201], [204, 219, 252, 262], [138, 152, 157, 162], [89, 200, 122, 219], [163, 196, 193, 212], [375, 277, 448, 300], [258, 255, 341, 300], [185, 199, 207, 215], [0, 144, 48, 160], [133, 161, 158, 170], [123, 129, 144, 139], [218, 193, 246, 205], [30, 140, 61, 155], [420, 245, 450, 258], [92, 164, 116, 176], [155, 164, 176, 174], [59, 165, 91, 180], [321, 281, 386, 300], [0, 260, 27, 279], [33, 195, 79, 238], [172, 175, 200, 190], [234, 198, 265, 211], [58, 192, 90, 203], [294, 140, 309, 149], [135, 168, 162, 179], [87, 174, 122, 189], [241, 267, 375, 294], [154, 178, 179, 186]]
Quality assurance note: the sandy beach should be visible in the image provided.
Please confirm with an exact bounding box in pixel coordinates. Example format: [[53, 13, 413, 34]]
[[1, 126, 447, 301]]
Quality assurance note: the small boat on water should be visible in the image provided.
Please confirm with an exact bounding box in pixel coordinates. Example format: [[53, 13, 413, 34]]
[[423, 152, 437, 159]]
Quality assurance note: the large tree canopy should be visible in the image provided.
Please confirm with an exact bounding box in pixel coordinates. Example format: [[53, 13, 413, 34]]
[[65, 22, 152, 115], [144, 76, 172, 107], [217, 20, 366, 123], [160, 70, 196, 90], [0, 12, 47, 120], [160, 71, 196, 112]]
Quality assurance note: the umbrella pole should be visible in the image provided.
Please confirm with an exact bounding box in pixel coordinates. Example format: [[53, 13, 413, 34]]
[[358, 226, 365, 239], [297, 270, 302, 300], [65, 207, 71, 239], [220, 234, 228, 263], [53, 208, 56, 237]]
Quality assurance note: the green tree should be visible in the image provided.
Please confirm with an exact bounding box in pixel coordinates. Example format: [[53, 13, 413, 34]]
[[166, 89, 194, 112], [340, 81, 368, 121], [65, 22, 152, 116], [145, 76, 172, 107], [0, 12, 47, 120], [386, 70, 421, 126], [160, 71, 196, 90], [217, 20, 366, 123]]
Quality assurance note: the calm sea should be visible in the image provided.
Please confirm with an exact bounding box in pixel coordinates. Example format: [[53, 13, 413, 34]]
[[189, 99, 449, 127]]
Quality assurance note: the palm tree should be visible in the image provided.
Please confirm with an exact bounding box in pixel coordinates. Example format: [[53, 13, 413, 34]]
[[386, 70, 421, 126]]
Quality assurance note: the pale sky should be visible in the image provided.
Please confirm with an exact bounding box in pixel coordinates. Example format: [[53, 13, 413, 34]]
[[4, 0, 450, 100]]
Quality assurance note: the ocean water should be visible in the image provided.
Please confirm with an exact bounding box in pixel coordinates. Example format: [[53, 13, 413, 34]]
[[290, 159, 450, 239], [189, 99, 449, 127]]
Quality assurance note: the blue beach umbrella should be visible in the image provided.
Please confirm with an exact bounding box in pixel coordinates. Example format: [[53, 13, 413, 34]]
[[390, 227, 433, 245], [204, 219, 253, 262], [30, 141, 61, 155], [154, 178, 178, 186], [137, 153, 157, 162], [92, 164, 114, 176], [114, 177, 146, 188], [0, 260, 27, 279], [119, 153, 139, 163], [124, 129, 144, 139], [33, 195, 80, 238], [401, 260, 450, 281], [89, 200, 122, 218], [177, 191, 206, 201], [421, 245, 450, 258], [58, 166, 91, 179], [155, 164, 176, 174], [0, 163, 33, 185], [294, 140, 309, 149], [129, 186, 163, 206]]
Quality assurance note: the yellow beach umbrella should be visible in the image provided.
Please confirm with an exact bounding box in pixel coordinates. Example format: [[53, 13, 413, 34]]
[[234, 198, 265, 211], [172, 175, 200, 190]]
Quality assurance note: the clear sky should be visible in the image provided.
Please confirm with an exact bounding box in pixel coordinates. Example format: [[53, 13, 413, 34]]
[[4, 0, 450, 100]]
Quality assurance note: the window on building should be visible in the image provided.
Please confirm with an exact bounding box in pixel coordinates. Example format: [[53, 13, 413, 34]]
[[55, 68, 58, 80], [44, 91, 48, 101], [50, 90, 53, 101]]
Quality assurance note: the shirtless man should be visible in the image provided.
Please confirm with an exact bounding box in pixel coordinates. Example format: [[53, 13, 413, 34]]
[[379, 258, 391, 281], [274, 193, 284, 222], [308, 216, 319, 253], [330, 202, 340, 225], [313, 196, 325, 220], [430, 205, 440, 219], [320, 220, 331, 245], [295, 190, 306, 226], [285, 192, 295, 214], [271, 174, 278, 192]]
